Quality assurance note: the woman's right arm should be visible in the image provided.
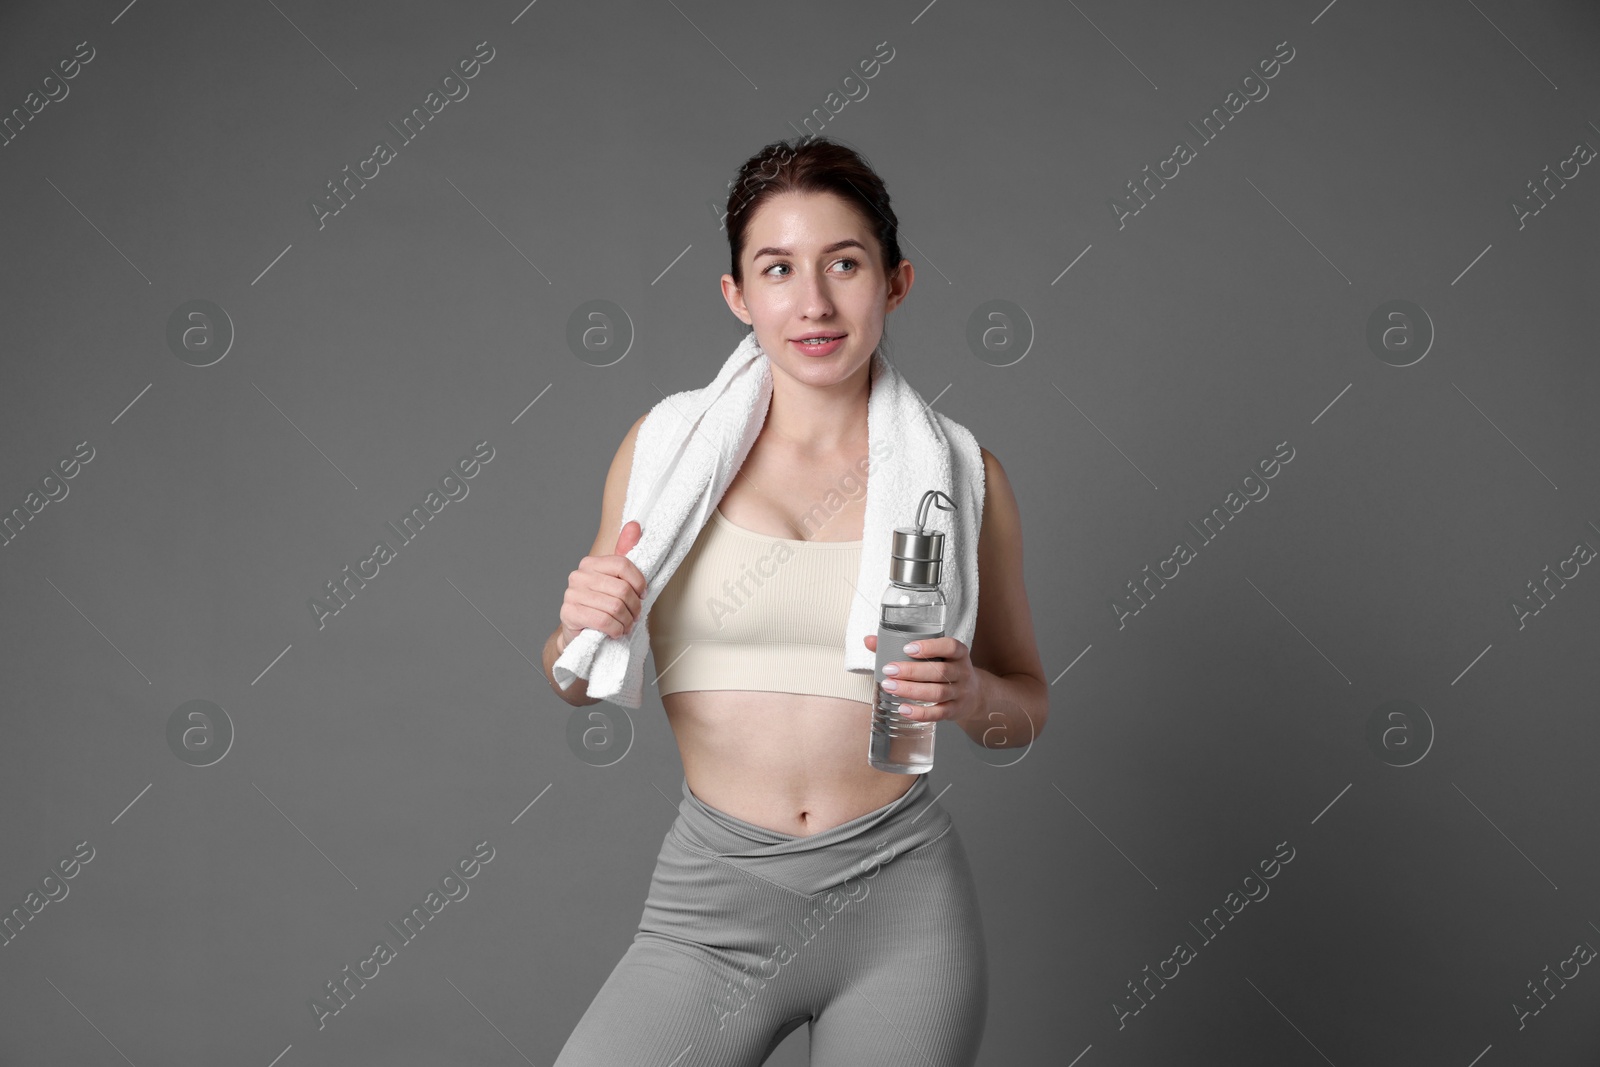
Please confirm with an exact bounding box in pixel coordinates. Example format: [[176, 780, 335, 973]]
[[542, 411, 649, 707]]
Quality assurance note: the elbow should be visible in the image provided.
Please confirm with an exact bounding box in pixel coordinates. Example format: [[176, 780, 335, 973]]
[[972, 674, 1048, 749], [1022, 676, 1050, 745]]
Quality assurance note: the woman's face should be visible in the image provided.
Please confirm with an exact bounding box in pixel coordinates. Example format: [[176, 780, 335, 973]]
[[721, 190, 912, 387]]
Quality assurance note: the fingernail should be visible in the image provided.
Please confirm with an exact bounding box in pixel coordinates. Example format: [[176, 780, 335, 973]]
[[904, 643, 920, 654], [882, 664, 899, 675], [882, 679, 898, 690]]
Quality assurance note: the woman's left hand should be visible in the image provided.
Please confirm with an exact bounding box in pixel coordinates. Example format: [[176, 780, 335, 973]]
[[863, 634, 980, 726]]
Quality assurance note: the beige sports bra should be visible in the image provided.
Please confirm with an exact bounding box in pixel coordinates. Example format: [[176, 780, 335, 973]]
[[648, 506, 877, 703]]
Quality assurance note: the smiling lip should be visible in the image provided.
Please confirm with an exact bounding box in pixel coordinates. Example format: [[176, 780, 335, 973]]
[[791, 332, 845, 356]]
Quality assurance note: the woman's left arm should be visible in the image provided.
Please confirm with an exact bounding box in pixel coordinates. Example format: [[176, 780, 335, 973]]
[[867, 447, 1050, 748]]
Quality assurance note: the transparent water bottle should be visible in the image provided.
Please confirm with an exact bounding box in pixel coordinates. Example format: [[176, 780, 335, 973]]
[[869, 489, 956, 774]]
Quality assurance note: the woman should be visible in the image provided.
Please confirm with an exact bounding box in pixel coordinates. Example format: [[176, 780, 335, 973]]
[[543, 137, 1048, 1066]]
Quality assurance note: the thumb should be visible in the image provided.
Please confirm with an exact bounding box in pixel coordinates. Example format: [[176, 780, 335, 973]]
[[614, 519, 643, 556]]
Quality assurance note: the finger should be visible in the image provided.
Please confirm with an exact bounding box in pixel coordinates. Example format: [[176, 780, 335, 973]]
[[905, 636, 963, 662], [584, 556, 649, 602], [577, 601, 632, 639], [900, 703, 946, 721], [891, 663, 952, 687], [618, 558, 649, 598], [613, 519, 643, 556], [579, 571, 643, 621], [566, 592, 633, 638], [898, 698, 950, 721], [585, 559, 646, 607], [883, 656, 938, 683], [884, 676, 944, 703]]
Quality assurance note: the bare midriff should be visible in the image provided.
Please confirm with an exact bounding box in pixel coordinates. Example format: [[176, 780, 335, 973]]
[[662, 689, 917, 838], [660, 433, 917, 837]]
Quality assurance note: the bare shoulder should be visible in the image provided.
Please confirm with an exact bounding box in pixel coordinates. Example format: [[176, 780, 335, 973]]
[[970, 445, 1044, 682], [975, 445, 1023, 574], [978, 446, 1019, 530]]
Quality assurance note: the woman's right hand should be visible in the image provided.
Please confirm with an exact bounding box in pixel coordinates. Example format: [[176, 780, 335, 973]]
[[557, 520, 648, 650]]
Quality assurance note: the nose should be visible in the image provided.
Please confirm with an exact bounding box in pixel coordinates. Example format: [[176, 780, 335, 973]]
[[797, 269, 835, 320]]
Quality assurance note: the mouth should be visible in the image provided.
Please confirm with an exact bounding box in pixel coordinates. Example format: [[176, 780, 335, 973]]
[[791, 331, 846, 355]]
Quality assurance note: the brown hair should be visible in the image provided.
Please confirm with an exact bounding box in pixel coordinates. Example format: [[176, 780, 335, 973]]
[[723, 135, 904, 291]]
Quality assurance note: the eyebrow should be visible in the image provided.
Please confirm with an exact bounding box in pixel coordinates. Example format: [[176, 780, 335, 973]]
[[750, 238, 868, 261]]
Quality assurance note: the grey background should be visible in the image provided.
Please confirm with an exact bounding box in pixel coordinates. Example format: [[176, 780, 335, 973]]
[[2, 0, 1598, 1064]]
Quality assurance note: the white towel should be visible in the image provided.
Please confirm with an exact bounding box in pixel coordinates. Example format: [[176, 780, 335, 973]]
[[551, 331, 985, 709]]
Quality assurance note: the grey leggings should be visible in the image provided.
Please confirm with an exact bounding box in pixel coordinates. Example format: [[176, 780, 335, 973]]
[[552, 772, 989, 1066]]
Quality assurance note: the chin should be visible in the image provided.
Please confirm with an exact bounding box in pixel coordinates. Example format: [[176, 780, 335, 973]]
[[785, 356, 872, 388]]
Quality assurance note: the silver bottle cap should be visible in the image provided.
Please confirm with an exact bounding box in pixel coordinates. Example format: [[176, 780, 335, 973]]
[[889, 489, 957, 587]]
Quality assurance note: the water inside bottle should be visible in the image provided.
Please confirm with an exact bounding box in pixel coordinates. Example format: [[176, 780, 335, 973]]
[[869, 617, 944, 773]]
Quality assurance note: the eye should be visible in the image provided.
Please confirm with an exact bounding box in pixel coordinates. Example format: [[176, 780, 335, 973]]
[[760, 258, 858, 277]]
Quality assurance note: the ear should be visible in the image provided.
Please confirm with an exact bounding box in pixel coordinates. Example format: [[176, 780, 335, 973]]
[[720, 273, 752, 325]]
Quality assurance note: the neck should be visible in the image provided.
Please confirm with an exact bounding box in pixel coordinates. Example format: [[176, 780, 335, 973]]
[[763, 354, 872, 454]]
